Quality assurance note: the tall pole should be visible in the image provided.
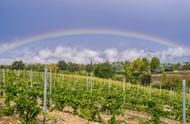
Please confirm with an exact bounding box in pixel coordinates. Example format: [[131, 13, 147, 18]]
[[182, 80, 186, 124], [90, 73, 93, 95], [150, 83, 152, 100], [49, 67, 52, 107], [108, 78, 111, 94], [3, 69, 5, 86], [54, 68, 56, 88], [123, 78, 126, 104], [159, 83, 162, 96], [43, 68, 47, 124]]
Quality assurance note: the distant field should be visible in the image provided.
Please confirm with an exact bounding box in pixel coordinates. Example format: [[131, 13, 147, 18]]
[[152, 72, 190, 83]]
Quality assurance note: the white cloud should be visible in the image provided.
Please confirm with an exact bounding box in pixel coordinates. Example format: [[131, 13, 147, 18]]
[[38, 49, 52, 59], [121, 49, 147, 61], [0, 45, 190, 64], [104, 48, 118, 62]]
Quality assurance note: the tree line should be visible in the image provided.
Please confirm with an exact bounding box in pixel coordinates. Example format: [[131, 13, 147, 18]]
[[0, 57, 160, 82], [1, 57, 190, 91]]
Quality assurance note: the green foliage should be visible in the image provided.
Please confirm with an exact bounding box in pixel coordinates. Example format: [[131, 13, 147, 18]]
[[111, 62, 125, 74], [12, 61, 25, 70], [25, 63, 45, 72], [161, 71, 167, 83], [3, 77, 41, 123], [186, 77, 190, 88], [147, 100, 163, 123], [67, 62, 81, 72], [161, 76, 182, 92], [57, 60, 68, 70], [0, 105, 15, 116], [85, 64, 93, 73], [16, 93, 41, 124], [1, 69, 190, 123], [94, 62, 114, 78], [125, 58, 151, 85], [150, 57, 160, 73], [139, 71, 151, 86]]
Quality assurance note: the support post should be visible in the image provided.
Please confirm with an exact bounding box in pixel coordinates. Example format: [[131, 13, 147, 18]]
[[90, 73, 93, 95], [182, 80, 186, 124], [150, 83, 152, 100], [43, 68, 47, 124], [123, 78, 126, 104], [50, 67, 52, 107], [109, 78, 111, 94]]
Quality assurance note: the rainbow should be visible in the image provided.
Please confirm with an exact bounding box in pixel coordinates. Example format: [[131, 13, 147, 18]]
[[0, 29, 180, 53]]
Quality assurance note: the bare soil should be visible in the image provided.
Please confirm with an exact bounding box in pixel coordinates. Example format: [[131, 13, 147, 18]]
[[152, 72, 190, 83], [0, 106, 180, 124]]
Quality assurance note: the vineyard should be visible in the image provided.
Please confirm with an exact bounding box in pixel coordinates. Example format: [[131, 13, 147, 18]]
[[0, 69, 190, 124]]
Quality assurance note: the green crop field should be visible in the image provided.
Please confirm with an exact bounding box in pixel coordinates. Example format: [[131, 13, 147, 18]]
[[0, 69, 190, 124]]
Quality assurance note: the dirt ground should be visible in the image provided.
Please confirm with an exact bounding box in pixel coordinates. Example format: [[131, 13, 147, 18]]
[[0, 106, 181, 124], [151, 72, 190, 83]]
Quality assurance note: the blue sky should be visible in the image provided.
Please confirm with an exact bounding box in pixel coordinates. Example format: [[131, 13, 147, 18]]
[[0, 0, 190, 64]]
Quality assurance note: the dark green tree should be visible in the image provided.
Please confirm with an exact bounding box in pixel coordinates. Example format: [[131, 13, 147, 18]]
[[67, 62, 80, 72], [85, 62, 93, 73], [12, 61, 25, 70], [57, 60, 68, 70], [94, 62, 114, 78], [139, 71, 152, 86]]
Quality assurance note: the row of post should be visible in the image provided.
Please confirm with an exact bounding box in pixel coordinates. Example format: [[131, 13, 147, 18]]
[[0, 69, 188, 124]]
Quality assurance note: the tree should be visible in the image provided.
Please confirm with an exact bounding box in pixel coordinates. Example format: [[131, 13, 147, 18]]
[[12, 61, 25, 70], [150, 57, 160, 73], [125, 58, 151, 84], [67, 62, 80, 72], [57, 60, 68, 70], [85, 62, 93, 73], [25, 63, 45, 72], [142, 57, 150, 71], [47, 64, 57, 72], [111, 62, 125, 74], [139, 71, 151, 86], [94, 62, 114, 78]]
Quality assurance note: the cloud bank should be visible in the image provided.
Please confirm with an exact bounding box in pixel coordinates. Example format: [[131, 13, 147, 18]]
[[0, 45, 190, 64]]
